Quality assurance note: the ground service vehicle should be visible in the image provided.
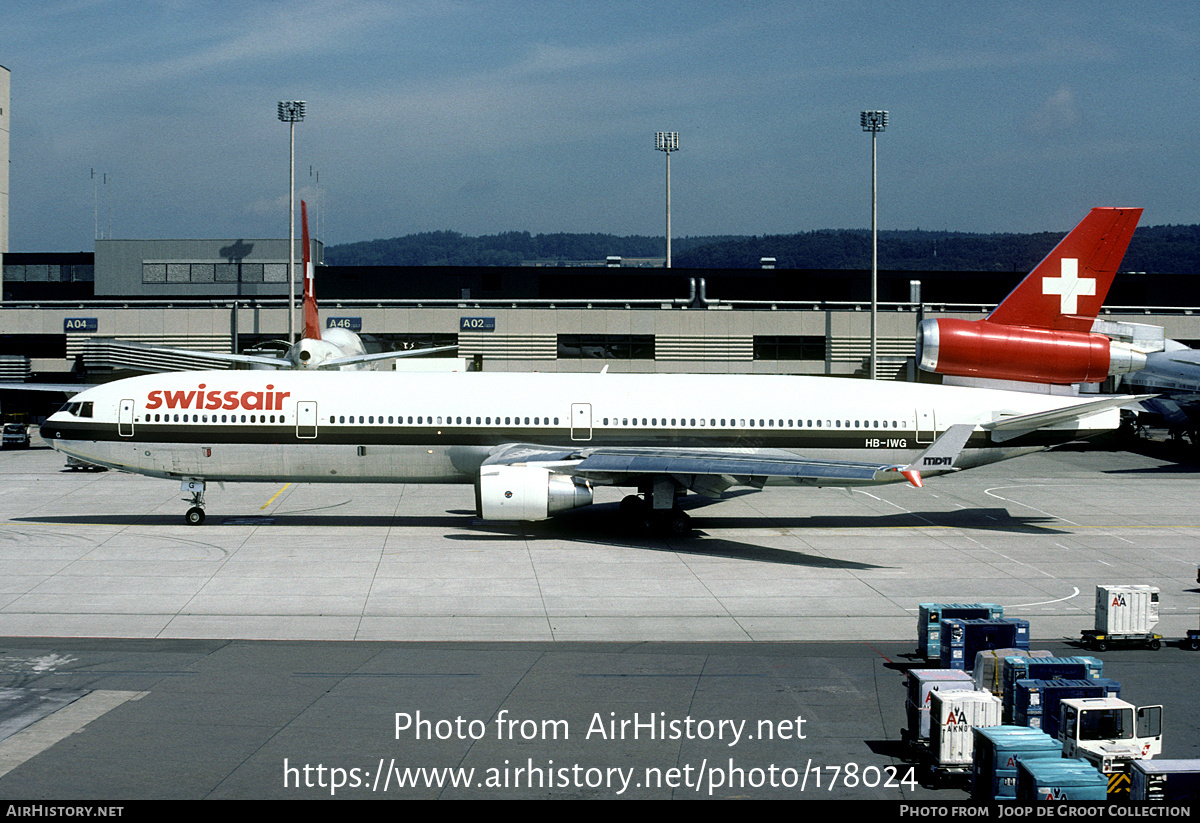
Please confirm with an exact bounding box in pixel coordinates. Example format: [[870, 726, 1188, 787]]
[[2, 421, 30, 449], [1060, 697, 1162, 796]]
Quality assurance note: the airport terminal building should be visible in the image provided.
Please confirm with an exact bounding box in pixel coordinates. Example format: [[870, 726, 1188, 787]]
[[2, 237, 1200, 416]]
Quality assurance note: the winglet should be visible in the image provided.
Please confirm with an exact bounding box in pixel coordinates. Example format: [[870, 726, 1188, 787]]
[[301, 200, 322, 341], [986, 207, 1142, 332], [883, 423, 976, 487]]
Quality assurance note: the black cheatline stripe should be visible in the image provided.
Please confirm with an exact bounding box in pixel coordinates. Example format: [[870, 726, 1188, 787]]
[[41, 421, 1086, 450]]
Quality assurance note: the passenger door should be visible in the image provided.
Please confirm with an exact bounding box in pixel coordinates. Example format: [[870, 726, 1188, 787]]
[[296, 400, 318, 439], [570, 403, 592, 441], [119, 399, 135, 437]]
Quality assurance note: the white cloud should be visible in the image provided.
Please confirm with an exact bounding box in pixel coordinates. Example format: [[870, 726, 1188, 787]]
[[1030, 86, 1079, 133]]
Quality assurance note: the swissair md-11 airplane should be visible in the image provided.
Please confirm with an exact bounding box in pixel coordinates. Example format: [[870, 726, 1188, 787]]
[[40, 209, 1144, 531], [42, 369, 1132, 530]]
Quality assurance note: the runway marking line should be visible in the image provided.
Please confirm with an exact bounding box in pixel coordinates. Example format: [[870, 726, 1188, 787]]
[[260, 483, 291, 511], [0, 690, 148, 779]]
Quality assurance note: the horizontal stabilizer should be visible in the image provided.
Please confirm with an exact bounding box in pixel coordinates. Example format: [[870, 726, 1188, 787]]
[[982, 394, 1140, 442]]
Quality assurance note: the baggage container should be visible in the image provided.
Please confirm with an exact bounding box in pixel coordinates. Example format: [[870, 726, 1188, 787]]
[[1095, 584, 1159, 634], [917, 603, 1003, 660], [939, 617, 1030, 670], [903, 668, 974, 743], [971, 726, 1061, 802], [1130, 760, 1200, 802], [928, 690, 1002, 777], [1000, 656, 1103, 721], [1083, 584, 1163, 649], [972, 648, 1050, 697], [1016, 757, 1108, 802], [1012, 678, 1121, 739]]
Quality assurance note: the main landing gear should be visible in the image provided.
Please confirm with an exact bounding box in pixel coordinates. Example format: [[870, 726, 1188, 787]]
[[182, 479, 206, 526], [620, 478, 692, 536]]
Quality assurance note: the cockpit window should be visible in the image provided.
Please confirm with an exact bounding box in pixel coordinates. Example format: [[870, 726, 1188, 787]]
[[60, 401, 94, 418]]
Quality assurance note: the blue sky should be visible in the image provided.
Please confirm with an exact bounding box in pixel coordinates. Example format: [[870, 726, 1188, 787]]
[[5, 1, 1199, 250]]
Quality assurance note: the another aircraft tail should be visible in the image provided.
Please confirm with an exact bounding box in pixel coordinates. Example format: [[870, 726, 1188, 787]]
[[301, 200, 322, 341], [985, 207, 1142, 332]]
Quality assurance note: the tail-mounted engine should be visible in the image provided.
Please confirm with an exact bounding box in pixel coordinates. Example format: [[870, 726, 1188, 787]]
[[917, 318, 1145, 385]]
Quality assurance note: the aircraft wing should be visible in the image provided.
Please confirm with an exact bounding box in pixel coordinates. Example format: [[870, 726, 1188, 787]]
[[96, 340, 289, 370], [319, 345, 459, 369], [0, 383, 93, 395], [1135, 395, 1200, 427], [483, 424, 977, 493], [981, 394, 1142, 443]]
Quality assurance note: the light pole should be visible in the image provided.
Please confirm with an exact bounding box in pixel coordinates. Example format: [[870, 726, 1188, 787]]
[[278, 100, 306, 344], [861, 110, 887, 380], [655, 132, 679, 268]]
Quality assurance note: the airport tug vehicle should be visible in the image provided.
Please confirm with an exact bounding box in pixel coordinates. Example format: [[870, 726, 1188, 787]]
[[1186, 567, 1200, 651], [1059, 697, 1163, 797]]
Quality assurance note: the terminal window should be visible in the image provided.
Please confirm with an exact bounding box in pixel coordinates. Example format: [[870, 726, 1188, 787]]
[[753, 335, 825, 361], [142, 262, 285, 284], [557, 334, 654, 360]]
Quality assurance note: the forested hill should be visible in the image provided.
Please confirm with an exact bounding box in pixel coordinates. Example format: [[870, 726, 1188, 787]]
[[324, 224, 1200, 273]]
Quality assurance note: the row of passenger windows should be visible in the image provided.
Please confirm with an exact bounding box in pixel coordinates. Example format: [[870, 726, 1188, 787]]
[[330, 415, 561, 426], [601, 418, 904, 429], [135, 412, 905, 430], [144, 413, 283, 423], [327, 415, 905, 429]]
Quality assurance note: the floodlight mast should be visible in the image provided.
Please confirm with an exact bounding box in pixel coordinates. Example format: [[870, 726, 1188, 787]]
[[860, 110, 887, 380], [655, 132, 679, 268], [278, 101, 306, 345]]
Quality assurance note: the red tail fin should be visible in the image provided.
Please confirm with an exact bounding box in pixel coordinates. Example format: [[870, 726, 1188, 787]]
[[986, 207, 1142, 332], [301, 200, 321, 340]]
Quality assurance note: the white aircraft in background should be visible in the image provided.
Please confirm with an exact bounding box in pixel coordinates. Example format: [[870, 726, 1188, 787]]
[[1122, 340, 1200, 443], [44, 366, 1133, 529], [111, 201, 456, 372]]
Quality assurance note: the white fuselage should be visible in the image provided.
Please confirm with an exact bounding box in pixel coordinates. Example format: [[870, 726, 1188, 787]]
[[42, 370, 1119, 487], [1125, 342, 1200, 394]]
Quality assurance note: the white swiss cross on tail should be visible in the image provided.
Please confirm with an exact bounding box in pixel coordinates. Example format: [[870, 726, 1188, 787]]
[[1041, 258, 1095, 314]]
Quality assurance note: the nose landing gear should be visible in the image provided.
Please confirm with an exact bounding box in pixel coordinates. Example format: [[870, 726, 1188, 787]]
[[182, 478, 206, 525]]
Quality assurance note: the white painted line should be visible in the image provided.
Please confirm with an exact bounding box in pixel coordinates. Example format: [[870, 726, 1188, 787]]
[[1010, 587, 1081, 610], [0, 690, 148, 778]]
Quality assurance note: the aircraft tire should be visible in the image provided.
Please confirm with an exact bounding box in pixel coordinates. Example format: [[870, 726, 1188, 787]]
[[660, 509, 691, 537], [185, 507, 206, 526], [619, 495, 647, 518]]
